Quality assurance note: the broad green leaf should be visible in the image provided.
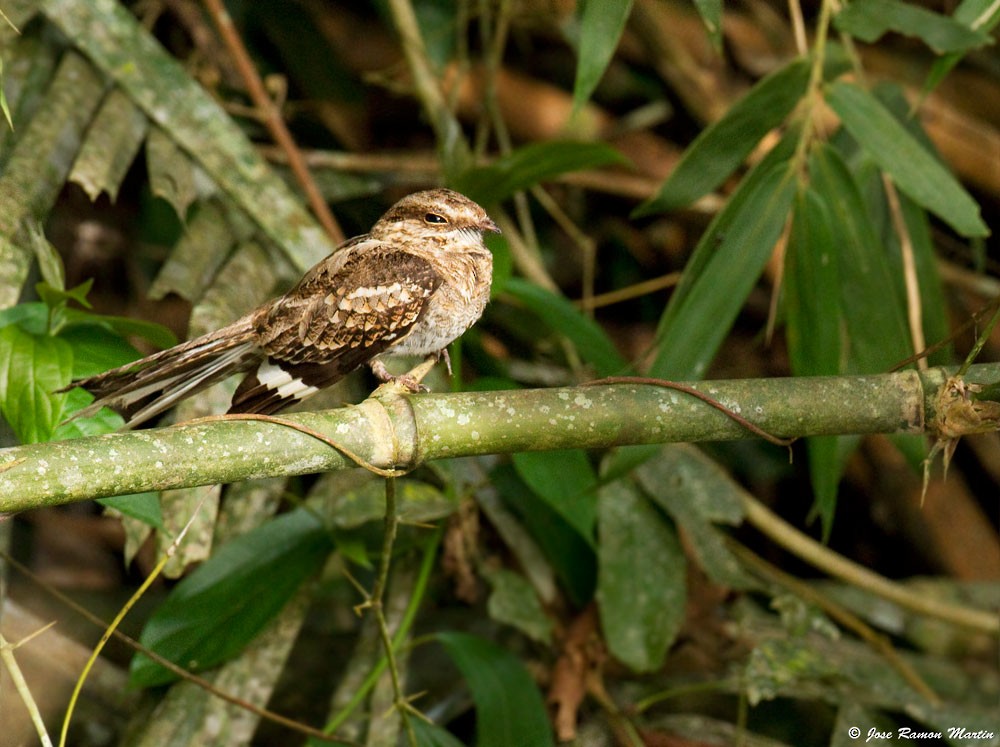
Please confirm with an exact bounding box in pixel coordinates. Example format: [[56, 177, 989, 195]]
[[834, 0, 991, 53], [809, 144, 911, 373], [0, 326, 73, 443], [635, 444, 744, 525], [503, 278, 630, 377], [484, 567, 553, 644], [785, 188, 845, 539], [825, 80, 988, 238], [63, 307, 177, 350], [492, 463, 595, 606], [56, 324, 141, 379], [53, 386, 125, 439], [452, 141, 628, 206], [572, 0, 635, 113], [98, 492, 164, 529], [634, 59, 810, 215], [693, 0, 724, 51], [650, 155, 798, 380], [596, 479, 685, 672], [512, 449, 597, 543], [325, 478, 458, 529], [129, 507, 332, 687], [436, 632, 554, 747], [636, 444, 754, 590]]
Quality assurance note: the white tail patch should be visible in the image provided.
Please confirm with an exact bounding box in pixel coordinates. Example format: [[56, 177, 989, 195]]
[[256, 360, 319, 402]]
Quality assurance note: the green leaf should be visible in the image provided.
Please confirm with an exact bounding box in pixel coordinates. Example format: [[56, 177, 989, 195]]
[[785, 189, 844, 539], [491, 463, 595, 607], [0, 58, 12, 130], [785, 189, 840, 378], [53, 386, 125, 439], [512, 449, 597, 543], [503, 278, 630, 377], [825, 80, 988, 238], [36, 279, 94, 312], [596, 479, 686, 672], [26, 223, 65, 291], [693, 0, 724, 51], [56, 324, 142, 379], [636, 444, 754, 590], [649, 151, 798, 380], [834, 0, 992, 53], [436, 632, 554, 747], [411, 719, 467, 747], [98, 492, 165, 529], [129, 507, 332, 687], [572, 0, 635, 113], [62, 308, 177, 350], [452, 141, 628, 206], [808, 144, 912, 373], [634, 58, 811, 215], [485, 567, 553, 645], [326, 478, 458, 529], [0, 326, 73, 443]]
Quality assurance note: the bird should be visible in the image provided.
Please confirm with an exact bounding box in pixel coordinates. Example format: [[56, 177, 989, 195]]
[[63, 188, 498, 429]]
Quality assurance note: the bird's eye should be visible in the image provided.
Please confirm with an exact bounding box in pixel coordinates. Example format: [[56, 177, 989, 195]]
[[424, 212, 448, 224]]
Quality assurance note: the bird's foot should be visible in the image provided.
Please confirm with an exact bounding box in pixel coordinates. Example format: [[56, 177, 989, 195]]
[[370, 360, 429, 393]]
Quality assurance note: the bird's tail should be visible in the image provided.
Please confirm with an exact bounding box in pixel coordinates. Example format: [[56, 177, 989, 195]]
[[64, 316, 260, 429]]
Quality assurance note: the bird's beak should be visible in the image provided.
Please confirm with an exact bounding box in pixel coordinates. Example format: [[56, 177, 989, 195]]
[[481, 216, 501, 234]]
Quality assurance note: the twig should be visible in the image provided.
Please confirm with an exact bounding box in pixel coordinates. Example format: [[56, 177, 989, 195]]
[[201, 0, 344, 244], [727, 539, 941, 704], [360, 478, 419, 746], [883, 174, 927, 370], [1, 630, 55, 747], [739, 492, 1000, 634]]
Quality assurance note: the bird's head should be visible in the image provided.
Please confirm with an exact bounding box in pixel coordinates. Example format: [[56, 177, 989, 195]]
[[370, 189, 500, 244]]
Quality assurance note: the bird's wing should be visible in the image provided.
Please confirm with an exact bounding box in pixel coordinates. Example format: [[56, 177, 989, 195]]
[[229, 244, 441, 414]]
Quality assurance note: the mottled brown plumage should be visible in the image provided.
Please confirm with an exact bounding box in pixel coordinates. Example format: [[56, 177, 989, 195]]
[[66, 189, 497, 428]]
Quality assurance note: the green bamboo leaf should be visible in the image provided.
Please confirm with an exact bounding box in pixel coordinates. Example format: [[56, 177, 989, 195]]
[[649, 155, 798, 380], [785, 189, 840, 377], [436, 632, 554, 747], [452, 141, 628, 206], [693, 0, 724, 51], [596, 479, 685, 672], [0, 326, 73, 443], [513, 449, 598, 543], [572, 0, 635, 113], [634, 58, 810, 215], [129, 508, 332, 687], [825, 80, 988, 238], [834, 0, 991, 53], [925, 0, 1000, 93], [785, 189, 843, 538], [809, 145, 911, 373], [98, 492, 164, 529], [503, 277, 630, 376]]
